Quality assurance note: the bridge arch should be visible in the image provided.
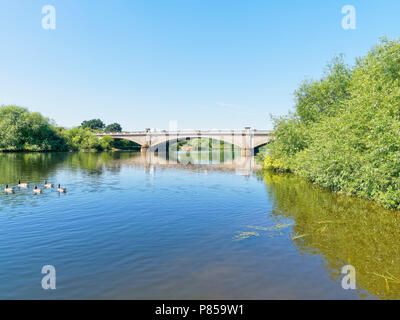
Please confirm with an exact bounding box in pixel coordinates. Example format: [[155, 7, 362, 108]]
[[253, 141, 271, 154], [104, 137, 143, 151], [149, 136, 241, 153]]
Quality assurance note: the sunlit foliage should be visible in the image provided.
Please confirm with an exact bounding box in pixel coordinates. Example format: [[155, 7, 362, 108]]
[[61, 127, 112, 151], [0, 106, 113, 152], [266, 38, 400, 209], [0, 105, 66, 151]]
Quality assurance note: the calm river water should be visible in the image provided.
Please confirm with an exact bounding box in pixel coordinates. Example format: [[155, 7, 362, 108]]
[[0, 152, 399, 300]]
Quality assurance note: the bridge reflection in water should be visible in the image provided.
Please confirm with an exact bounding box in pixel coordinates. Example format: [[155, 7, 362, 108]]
[[108, 150, 260, 177]]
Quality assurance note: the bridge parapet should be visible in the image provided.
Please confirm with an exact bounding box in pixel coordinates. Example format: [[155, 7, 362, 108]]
[[96, 129, 271, 134]]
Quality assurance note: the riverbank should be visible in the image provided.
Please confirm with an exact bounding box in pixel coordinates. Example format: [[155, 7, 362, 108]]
[[262, 38, 400, 210]]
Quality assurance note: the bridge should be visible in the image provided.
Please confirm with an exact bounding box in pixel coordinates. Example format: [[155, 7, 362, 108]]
[[96, 128, 272, 156]]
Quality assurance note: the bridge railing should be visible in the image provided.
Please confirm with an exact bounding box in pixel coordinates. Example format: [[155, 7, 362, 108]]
[[96, 129, 272, 135]]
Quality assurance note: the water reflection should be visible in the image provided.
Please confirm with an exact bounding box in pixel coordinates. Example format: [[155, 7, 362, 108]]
[[0, 151, 257, 182], [0, 151, 258, 214], [261, 171, 400, 300], [0, 153, 68, 185], [110, 151, 259, 176]]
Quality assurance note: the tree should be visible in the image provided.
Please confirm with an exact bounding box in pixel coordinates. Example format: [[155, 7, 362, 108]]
[[81, 119, 105, 130], [105, 123, 122, 132], [294, 55, 352, 124], [61, 127, 103, 151], [0, 105, 66, 151], [0, 106, 118, 152], [100, 135, 114, 150]]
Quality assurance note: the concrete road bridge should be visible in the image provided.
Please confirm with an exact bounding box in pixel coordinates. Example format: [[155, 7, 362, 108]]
[[96, 128, 272, 156]]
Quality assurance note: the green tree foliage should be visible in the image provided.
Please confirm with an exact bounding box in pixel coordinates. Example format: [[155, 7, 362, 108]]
[[81, 119, 105, 130], [105, 123, 122, 132], [0, 106, 114, 152], [0, 105, 66, 151], [265, 38, 400, 210], [174, 138, 236, 151], [99, 135, 114, 150], [295, 55, 352, 123], [61, 127, 112, 151]]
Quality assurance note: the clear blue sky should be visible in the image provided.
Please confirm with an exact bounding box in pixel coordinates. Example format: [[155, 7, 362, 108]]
[[1, 0, 400, 130]]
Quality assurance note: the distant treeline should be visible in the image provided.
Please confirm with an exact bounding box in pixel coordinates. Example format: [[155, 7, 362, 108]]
[[0, 106, 139, 152], [174, 138, 237, 151], [263, 38, 400, 210]]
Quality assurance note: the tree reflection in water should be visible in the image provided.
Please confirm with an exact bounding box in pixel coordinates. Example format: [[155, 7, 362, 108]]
[[261, 171, 400, 300]]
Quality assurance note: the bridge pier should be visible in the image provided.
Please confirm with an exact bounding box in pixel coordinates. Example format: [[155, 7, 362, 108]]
[[241, 148, 254, 157], [141, 144, 149, 153]]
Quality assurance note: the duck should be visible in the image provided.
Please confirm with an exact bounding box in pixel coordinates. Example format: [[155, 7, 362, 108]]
[[44, 180, 54, 188], [33, 186, 42, 194], [57, 184, 67, 193], [4, 185, 14, 193], [18, 179, 28, 188]]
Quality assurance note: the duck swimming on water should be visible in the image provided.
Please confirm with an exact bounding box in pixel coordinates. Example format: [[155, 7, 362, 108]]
[[33, 186, 42, 194], [57, 184, 66, 193], [4, 185, 14, 193], [44, 180, 54, 188], [18, 180, 28, 188]]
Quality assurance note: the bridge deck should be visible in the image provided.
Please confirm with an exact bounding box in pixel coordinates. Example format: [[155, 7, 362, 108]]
[[96, 130, 271, 135]]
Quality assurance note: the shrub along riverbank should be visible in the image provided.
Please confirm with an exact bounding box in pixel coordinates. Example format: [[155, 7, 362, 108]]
[[263, 38, 400, 210], [0, 105, 131, 152]]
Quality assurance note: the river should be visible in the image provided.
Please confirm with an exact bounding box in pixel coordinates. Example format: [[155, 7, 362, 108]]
[[0, 151, 399, 299]]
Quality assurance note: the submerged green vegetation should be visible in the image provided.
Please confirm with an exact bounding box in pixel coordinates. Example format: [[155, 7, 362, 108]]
[[263, 38, 400, 210], [0, 105, 135, 152], [260, 172, 400, 299]]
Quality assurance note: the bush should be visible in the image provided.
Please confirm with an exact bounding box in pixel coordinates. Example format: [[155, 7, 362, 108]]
[[100, 135, 114, 150], [61, 127, 105, 151], [265, 38, 400, 210]]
